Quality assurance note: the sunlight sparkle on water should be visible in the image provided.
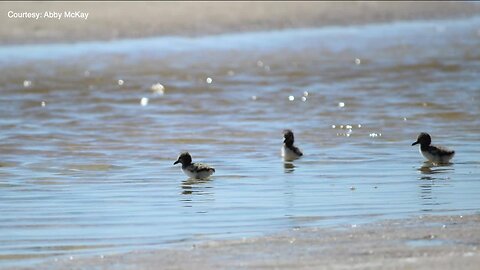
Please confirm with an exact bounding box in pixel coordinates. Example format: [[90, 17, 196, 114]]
[[23, 80, 32, 88], [151, 83, 165, 95], [206, 77, 213, 84], [338, 102, 345, 107], [117, 79, 124, 86], [288, 95, 295, 101], [140, 97, 149, 106]]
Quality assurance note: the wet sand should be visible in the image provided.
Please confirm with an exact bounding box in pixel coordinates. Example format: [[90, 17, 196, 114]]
[[1, 1, 480, 45], [23, 214, 480, 270]]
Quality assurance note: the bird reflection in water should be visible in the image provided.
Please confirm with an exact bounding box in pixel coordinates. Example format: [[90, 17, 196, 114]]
[[180, 178, 214, 209], [418, 162, 454, 180], [417, 162, 453, 212], [283, 161, 296, 173]]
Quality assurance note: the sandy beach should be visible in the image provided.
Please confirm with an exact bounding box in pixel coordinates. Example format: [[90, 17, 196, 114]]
[[21, 214, 479, 270], [1, 1, 480, 45]]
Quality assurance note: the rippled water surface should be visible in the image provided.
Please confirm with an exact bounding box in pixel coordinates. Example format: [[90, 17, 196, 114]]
[[1, 17, 480, 267]]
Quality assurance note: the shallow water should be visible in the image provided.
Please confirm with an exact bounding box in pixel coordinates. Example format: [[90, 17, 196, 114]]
[[1, 17, 480, 267]]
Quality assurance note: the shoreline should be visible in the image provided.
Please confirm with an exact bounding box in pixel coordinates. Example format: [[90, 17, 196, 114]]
[[1, 2, 480, 45], [16, 213, 480, 270]]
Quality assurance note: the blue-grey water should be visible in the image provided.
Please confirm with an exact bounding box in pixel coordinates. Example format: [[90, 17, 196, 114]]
[[1, 17, 480, 267]]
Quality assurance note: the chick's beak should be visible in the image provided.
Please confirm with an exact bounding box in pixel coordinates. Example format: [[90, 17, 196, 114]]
[[173, 160, 180, 165], [411, 141, 419, 146]]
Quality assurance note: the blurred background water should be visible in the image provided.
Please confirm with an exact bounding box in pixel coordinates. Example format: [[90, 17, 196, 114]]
[[1, 16, 480, 267]]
